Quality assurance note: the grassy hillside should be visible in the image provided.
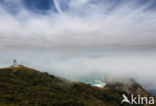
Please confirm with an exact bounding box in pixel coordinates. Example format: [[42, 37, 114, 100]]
[[0, 65, 152, 106]]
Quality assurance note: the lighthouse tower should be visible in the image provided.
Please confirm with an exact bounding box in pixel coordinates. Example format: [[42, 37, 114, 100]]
[[13, 59, 17, 67]]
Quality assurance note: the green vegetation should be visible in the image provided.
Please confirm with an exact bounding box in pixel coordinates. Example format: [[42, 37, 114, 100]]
[[0, 65, 152, 106]]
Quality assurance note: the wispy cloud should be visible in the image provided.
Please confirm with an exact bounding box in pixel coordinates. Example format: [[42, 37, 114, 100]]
[[0, 0, 156, 51]]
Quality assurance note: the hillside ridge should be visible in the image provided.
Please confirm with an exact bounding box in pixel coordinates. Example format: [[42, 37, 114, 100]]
[[0, 65, 153, 106]]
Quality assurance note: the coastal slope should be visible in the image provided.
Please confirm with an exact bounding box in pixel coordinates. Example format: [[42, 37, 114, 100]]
[[0, 65, 152, 106]]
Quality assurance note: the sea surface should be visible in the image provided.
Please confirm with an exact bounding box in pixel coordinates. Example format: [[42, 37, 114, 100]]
[[148, 89, 156, 96]]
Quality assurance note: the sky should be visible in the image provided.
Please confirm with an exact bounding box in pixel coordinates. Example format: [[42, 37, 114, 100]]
[[0, 0, 156, 51], [0, 0, 156, 89]]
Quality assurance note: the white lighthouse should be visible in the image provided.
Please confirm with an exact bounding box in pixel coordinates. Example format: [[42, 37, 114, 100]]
[[13, 59, 17, 67]]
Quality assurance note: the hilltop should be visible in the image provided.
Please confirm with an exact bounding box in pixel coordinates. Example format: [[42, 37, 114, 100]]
[[0, 65, 153, 106]]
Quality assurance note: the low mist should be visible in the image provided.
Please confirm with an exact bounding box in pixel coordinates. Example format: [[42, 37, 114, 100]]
[[0, 50, 155, 89]]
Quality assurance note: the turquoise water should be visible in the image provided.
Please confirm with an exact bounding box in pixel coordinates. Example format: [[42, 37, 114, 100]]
[[79, 76, 105, 86]]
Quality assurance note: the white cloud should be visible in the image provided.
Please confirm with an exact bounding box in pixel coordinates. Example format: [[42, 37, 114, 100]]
[[0, 0, 156, 51]]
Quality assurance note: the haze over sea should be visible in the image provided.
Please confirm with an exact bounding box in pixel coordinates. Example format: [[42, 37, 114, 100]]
[[0, 50, 156, 91]]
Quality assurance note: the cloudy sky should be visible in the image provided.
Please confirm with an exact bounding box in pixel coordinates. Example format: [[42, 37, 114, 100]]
[[0, 0, 156, 51], [0, 0, 156, 89]]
